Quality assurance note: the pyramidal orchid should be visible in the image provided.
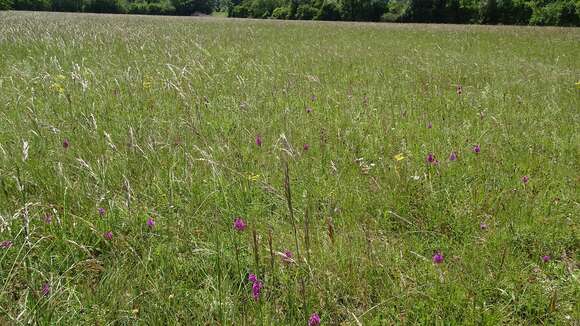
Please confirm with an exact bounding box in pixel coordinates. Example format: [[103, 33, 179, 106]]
[[308, 313, 321, 326], [233, 217, 246, 231], [248, 273, 262, 301], [449, 151, 457, 161], [432, 251, 444, 264]]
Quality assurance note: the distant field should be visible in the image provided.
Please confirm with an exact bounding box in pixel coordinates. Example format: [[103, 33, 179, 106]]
[[0, 11, 578, 324]]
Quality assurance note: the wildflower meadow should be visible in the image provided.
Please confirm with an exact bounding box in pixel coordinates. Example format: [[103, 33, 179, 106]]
[[0, 11, 578, 325]]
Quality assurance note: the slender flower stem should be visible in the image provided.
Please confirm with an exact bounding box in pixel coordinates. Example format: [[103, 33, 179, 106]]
[[252, 229, 260, 275], [235, 233, 241, 278], [284, 161, 301, 261]]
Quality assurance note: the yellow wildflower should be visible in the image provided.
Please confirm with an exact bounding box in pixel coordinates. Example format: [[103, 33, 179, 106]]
[[248, 174, 260, 182], [394, 153, 405, 161], [143, 76, 153, 90], [50, 82, 64, 94]]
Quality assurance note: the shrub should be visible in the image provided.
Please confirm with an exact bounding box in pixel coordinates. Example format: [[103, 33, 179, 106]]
[[128, 2, 148, 13], [381, 0, 406, 22], [171, 0, 214, 15], [272, 6, 290, 18], [230, 2, 249, 16], [380, 11, 398, 21], [129, 1, 176, 14], [296, 3, 317, 19], [0, 0, 14, 9], [51, 0, 83, 11], [401, 0, 479, 23], [248, 0, 281, 18], [13, 0, 51, 10], [149, 1, 176, 14], [340, 0, 387, 21], [401, 0, 433, 22], [315, 1, 341, 20], [529, 0, 579, 26], [494, 0, 532, 24], [86, 0, 126, 12]]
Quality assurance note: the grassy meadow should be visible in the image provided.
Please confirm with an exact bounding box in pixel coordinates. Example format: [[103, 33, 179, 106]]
[[0, 11, 579, 324]]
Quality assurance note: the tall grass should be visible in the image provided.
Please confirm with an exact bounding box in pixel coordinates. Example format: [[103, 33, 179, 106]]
[[0, 11, 578, 324]]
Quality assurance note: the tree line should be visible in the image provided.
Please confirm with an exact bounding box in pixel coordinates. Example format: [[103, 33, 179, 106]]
[[230, 0, 579, 25], [1, 0, 578, 26], [0, 0, 215, 16]]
